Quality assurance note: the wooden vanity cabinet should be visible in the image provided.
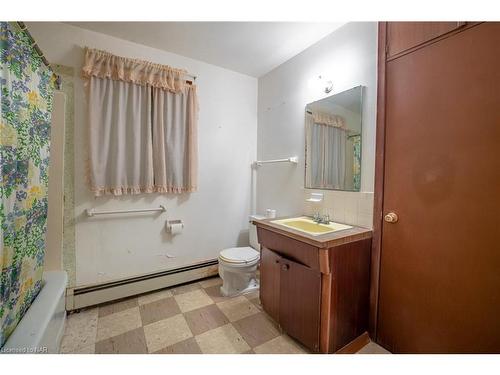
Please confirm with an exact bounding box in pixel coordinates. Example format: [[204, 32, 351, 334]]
[[256, 222, 372, 354]]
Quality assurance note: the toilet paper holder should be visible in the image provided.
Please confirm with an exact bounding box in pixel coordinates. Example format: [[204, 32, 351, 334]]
[[166, 219, 184, 234]]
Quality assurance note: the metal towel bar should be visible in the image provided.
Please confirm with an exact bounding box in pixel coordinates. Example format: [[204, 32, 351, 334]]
[[86, 205, 166, 217]]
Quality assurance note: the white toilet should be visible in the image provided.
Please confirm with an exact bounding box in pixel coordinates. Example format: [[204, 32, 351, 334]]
[[218, 214, 264, 297]]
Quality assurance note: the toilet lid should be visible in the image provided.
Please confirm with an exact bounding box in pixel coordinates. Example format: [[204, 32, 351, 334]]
[[219, 247, 260, 264]]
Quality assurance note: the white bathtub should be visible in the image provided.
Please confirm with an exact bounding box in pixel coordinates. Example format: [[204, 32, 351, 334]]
[[2, 271, 67, 354]]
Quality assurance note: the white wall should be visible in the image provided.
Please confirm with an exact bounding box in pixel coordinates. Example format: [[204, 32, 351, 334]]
[[257, 22, 377, 226], [27, 22, 258, 287]]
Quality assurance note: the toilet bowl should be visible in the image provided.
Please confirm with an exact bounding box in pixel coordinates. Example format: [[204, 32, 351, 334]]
[[218, 215, 264, 297]]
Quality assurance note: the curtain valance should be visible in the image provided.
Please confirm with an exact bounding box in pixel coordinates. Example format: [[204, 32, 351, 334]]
[[82, 47, 188, 92], [312, 111, 346, 129]]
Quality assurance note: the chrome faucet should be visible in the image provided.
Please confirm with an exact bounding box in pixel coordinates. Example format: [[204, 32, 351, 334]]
[[312, 212, 330, 224]]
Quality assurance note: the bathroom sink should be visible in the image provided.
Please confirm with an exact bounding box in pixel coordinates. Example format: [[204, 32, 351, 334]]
[[271, 216, 353, 236]]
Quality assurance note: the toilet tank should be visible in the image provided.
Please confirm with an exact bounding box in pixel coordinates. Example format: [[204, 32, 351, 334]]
[[249, 214, 266, 250]]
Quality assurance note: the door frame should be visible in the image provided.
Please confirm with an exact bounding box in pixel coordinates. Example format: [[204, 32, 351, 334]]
[[369, 22, 387, 340]]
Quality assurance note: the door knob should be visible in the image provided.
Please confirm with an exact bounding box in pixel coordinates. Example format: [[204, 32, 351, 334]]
[[384, 212, 399, 223], [281, 264, 289, 271]]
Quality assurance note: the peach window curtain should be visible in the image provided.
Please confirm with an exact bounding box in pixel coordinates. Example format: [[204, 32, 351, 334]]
[[305, 111, 347, 189], [82, 48, 198, 196]]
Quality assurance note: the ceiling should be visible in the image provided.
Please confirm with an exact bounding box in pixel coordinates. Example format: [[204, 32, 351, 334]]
[[67, 22, 345, 77]]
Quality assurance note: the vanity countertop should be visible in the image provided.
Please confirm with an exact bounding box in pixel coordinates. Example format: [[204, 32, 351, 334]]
[[253, 216, 372, 249]]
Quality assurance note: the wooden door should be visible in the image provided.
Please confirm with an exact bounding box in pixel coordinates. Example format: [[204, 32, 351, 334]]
[[279, 258, 322, 352], [377, 23, 500, 353], [386, 22, 461, 58], [260, 247, 281, 323]]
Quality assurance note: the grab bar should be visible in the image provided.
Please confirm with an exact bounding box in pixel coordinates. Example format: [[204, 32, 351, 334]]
[[86, 205, 166, 217], [254, 156, 298, 167]]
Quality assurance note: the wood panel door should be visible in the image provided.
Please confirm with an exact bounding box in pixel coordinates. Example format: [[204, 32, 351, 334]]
[[260, 247, 281, 323], [279, 258, 322, 352], [377, 23, 500, 353], [386, 22, 461, 58]]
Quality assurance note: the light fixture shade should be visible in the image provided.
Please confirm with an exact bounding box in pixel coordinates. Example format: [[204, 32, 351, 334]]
[[318, 75, 333, 93], [324, 80, 333, 93]]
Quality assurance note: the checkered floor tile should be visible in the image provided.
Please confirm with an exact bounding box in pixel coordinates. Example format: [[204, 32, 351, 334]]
[[60, 276, 387, 354]]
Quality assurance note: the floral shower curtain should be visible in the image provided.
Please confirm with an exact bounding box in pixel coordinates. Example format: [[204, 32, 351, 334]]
[[0, 22, 57, 347]]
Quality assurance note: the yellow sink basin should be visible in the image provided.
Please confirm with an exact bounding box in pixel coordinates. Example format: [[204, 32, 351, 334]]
[[271, 216, 353, 236]]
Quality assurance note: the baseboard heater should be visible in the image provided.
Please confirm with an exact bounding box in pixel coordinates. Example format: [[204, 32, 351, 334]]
[[66, 259, 219, 311]]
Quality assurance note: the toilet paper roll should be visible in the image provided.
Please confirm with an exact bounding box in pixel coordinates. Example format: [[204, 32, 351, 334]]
[[170, 223, 183, 235], [167, 220, 184, 235]]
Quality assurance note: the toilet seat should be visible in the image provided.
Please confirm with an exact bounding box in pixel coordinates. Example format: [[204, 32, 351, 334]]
[[219, 247, 259, 266]]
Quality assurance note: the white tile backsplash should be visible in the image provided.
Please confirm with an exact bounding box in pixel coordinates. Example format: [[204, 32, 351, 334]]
[[303, 190, 374, 228], [358, 195, 374, 215], [357, 213, 374, 228], [345, 210, 358, 225]]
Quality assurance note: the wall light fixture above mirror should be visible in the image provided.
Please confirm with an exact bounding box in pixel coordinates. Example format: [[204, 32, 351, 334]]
[[319, 75, 333, 93], [305, 85, 363, 192]]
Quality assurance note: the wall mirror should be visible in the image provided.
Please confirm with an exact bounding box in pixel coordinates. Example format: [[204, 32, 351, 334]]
[[305, 86, 363, 191]]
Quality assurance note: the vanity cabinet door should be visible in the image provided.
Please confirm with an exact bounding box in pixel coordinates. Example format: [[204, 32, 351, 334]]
[[279, 258, 322, 352], [260, 247, 281, 323]]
